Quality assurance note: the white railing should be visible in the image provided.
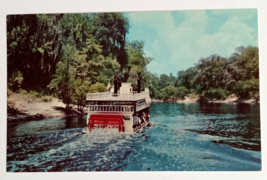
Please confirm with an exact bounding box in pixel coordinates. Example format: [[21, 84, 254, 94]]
[[86, 92, 111, 100], [133, 92, 150, 100], [87, 105, 134, 112], [136, 102, 148, 111], [86, 91, 150, 101]]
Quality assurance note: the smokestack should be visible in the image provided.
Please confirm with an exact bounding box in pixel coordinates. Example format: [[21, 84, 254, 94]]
[[137, 72, 141, 93]]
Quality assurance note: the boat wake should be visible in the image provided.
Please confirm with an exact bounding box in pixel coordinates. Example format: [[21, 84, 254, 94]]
[[7, 103, 261, 171]]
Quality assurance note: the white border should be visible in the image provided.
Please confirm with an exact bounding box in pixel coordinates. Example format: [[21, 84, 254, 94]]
[[1, 0, 266, 180]]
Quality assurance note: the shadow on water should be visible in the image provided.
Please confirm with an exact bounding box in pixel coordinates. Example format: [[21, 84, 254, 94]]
[[65, 116, 87, 129], [198, 102, 260, 115], [150, 102, 261, 152], [7, 115, 87, 138], [196, 103, 261, 151]]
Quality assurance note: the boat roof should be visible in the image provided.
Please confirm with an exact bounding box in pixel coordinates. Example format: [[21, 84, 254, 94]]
[[86, 91, 149, 102], [86, 83, 150, 102]]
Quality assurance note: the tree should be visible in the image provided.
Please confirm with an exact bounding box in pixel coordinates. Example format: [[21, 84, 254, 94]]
[[175, 67, 197, 90], [147, 73, 160, 99], [48, 44, 77, 109], [159, 86, 176, 101], [191, 55, 229, 97], [8, 71, 24, 92], [7, 14, 66, 90], [92, 13, 129, 69], [89, 83, 108, 93], [70, 37, 120, 109], [225, 47, 259, 98], [126, 41, 152, 91], [234, 78, 259, 99], [7, 13, 95, 91], [174, 86, 189, 99], [158, 74, 175, 89]]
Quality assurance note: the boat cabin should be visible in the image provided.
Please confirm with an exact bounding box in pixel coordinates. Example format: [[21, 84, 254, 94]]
[[83, 81, 151, 134]]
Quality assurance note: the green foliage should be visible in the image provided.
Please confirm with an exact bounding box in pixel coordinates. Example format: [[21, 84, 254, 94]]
[[234, 78, 259, 98], [29, 91, 43, 98], [225, 47, 259, 98], [72, 78, 91, 110], [92, 13, 129, 68], [158, 74, 175, 89], [19, 89, 28, 94], [126, 41, 152, 91], [147, 73, 160, 99], [158, 86, 189, 101], [203, 88, 229, 100], [7, 13, 137, 108], [175, 67, 197, 89], [151, 46, 259, 101], [159, 86, 176, 101], [174, 86, 189, 99], [73, 38, 120, 109], [8, 71, 24, 92], [48, 37, 120, 109], [89, 83, 108, 93], [7, 12, 259, 105], [7, 14, 66, 89], [48, 44, 77, 108], [191, 55, 229, 94], [7, 13, 110, 90], [20, 90, 53, 102]]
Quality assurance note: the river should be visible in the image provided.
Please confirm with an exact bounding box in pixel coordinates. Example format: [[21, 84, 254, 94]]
[[7, 102, 261, 171]]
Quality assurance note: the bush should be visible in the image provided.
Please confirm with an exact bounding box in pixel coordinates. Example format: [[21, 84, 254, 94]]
[[174, 86, 189, 99], [204, 88, 229, 100], [29, 91, 42, 98], [89, 83, 108, 93], [8, 71, 24, 92], [158, 86, 176, 101], [158, 86, 190, 100], [19, 89, 28, 94], [234, 78, 259, 99]]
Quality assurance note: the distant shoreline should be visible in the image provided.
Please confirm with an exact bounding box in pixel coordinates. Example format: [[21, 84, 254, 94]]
[[151, 94, 259, 104], [7, 92, 258, 122]]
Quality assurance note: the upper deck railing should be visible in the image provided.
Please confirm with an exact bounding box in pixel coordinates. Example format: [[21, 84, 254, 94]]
[[87, 105, 134, 112], [86, 91, 150, 101]]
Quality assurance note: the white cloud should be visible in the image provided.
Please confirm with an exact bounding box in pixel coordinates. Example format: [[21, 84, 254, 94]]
[[196, 16, 257, 58], [147, 60, 173, 75], [128, 10, 258, 74], [210, 9, 257, 21]]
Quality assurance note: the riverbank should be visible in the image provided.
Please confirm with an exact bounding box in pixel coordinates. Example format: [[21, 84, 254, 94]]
[[7, 92, 84, 122], [151, 94, 258, 104]]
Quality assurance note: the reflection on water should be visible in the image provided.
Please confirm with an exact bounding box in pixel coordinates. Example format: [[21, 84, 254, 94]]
[[7, 116, 87, 137], [7, 103, 261, 171]]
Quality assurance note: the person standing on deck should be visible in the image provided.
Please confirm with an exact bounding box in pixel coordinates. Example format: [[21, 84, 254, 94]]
[[114, 72, 119, 94], [137, 72, 141, 93], [107, 79, 111, 91]]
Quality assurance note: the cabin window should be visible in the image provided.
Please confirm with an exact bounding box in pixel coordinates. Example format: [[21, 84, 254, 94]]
[[124, 116, 131, 120]]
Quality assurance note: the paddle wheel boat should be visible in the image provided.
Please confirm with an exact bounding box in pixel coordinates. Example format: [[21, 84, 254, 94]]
[[82, 73, 151, 134]]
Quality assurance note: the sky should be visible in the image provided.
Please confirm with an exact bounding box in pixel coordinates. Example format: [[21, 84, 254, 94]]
[[124, 9, 258, 76]]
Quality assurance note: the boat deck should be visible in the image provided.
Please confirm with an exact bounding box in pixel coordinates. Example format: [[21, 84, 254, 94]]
[[86, 91, 150, 101]]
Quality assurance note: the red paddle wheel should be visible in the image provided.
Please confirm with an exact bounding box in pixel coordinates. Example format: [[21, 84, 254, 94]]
[[88, 115, 124, 132]]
